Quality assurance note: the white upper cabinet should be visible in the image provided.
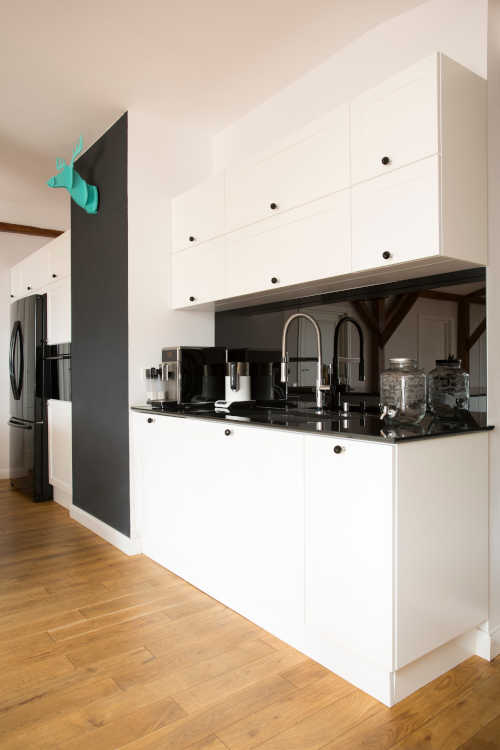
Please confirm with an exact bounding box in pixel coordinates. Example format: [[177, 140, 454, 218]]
[[352, 156, 440, 271], [350, 55, 439, 185], [10, 262, 24, 300], [225, 191, 350, 299], [21, 246, 50, 294], [226, 105, 350, 232], [48, 231, 71, 280], [171, 236, 225, 308], [46, 276, 71, 344], [170, 52, 486, 308], [172, 174, 225, 253]]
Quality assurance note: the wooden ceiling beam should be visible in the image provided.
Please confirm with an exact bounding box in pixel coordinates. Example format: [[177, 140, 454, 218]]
[[380, 292, 419, 346], [0, 222, 64, 239], [466, 318, 486, 351], [418, 289, 464, 302]]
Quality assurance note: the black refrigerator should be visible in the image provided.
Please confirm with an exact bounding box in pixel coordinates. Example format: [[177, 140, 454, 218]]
[[9, 294, 52, 502]]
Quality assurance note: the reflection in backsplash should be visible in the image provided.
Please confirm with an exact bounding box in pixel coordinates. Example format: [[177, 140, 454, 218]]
[[215, 272, 487, 410]]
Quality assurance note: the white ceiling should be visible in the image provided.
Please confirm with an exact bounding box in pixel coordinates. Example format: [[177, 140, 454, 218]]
[[1, 0, 424, 226]]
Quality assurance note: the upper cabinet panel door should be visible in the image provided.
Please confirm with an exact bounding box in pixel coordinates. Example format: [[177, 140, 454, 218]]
[[22, 247, 50, 293], [226, 104, 350, 232], [171, 236, 225, 309], [172, 174, 225, 252], [48, 231, 71, 281], [350, 54, 439, 185], [10, 263, 24, 301], [225, 192, 351, 299], [47, 276, 71, 344], [351, 156, 440, 272]]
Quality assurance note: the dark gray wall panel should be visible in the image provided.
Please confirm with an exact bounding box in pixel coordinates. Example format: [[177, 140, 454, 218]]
[[71, 113, 130, 536]]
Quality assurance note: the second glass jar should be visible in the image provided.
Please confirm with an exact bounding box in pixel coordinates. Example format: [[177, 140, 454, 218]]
[[380, 358, 427, 425]]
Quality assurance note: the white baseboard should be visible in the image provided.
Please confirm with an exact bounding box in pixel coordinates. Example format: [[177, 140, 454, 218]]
[[70, 505, 141, 556], [475, 624, 500, 660], [53, 485, 72, 509]]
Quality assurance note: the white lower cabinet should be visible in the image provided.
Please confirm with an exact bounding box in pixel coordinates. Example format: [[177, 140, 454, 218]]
[[131, 413, 488, 705], [132, 413, 304, 642], [47, 400, 72, 505]]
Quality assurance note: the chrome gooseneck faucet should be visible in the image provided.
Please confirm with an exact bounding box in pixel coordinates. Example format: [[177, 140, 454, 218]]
[[281, 313, 327, 409], [332, 316, 365, 396]]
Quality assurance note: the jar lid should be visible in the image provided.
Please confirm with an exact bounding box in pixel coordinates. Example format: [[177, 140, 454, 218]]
[[389, 358, 417, 367], [435, 357, 461, 367]]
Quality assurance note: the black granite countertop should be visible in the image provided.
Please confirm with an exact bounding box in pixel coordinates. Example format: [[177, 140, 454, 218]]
[[131, 402, 493, 444]]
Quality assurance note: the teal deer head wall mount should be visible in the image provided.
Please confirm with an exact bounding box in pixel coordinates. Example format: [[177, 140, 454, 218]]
[[47, 136, 98, 215]]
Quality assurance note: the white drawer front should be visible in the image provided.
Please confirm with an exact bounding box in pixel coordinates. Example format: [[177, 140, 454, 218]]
[[226, 105, 350, 232], [351, 156, 440, 272], [350, 54, 439, 185], [172, 173, 225, 252], [171, 236, 225, 308], [226, 191, 351, 298]]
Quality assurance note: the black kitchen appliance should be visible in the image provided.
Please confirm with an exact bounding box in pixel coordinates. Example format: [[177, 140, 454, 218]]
[[9, 295, 52, 501], [160, 346, 227, 404], [44, 343, 72, 401], [227, 348, 283, 401]]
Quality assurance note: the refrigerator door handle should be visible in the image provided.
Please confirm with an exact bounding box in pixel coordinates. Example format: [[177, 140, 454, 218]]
[[8, 418, 32, 430], [9, 321, 23, 400]]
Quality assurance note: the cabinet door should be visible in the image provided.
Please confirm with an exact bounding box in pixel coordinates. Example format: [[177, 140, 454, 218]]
[[48, 231, 71, 280], [47, 277, 71, 344], [351, 156, 440, 272], [171, 236, 225, 309], [172, 174, 225, 252], [226, 191, 350, 298], [350, 54, 439, 184], [134, 415, 304, 643], [21, 246, 50, 293], [10, 263, 24, 301], [47, 400, 72, 494], [305, 436, 394, 670], [226, 105, 350, 232]]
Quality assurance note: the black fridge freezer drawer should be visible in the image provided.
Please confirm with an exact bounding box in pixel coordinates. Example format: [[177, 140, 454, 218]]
[[9, 418, 52, 502]]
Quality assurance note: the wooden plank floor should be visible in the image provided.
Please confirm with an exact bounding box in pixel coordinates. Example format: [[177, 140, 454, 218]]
[[1, 480, 500, 750]]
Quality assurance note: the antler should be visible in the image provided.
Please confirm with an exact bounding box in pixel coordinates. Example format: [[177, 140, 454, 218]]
[[71, 135, 83, 165], [55, 157, 66, 171]]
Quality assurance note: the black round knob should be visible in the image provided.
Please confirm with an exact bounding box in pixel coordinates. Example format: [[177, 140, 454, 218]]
[[147, 417, 154, 424], [271, 277, 278, 284], [189, 296, 195, 302], [224, 429, 231, 436], [27, 286, 31, 291], [382, 251, 392, 260], [333, 445, 342, 454], [52, 273, 57, 278], [189, 236, 195, 242], [10, 294, 14, 298], [270, 202, 278, 210], [381, 156, 391, 165]]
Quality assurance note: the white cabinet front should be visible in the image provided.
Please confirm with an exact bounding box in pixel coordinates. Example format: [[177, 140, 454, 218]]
[[22, 247, 50, 294], [48, 400, 72, 496], [48, 231, 71, 280], [350, 54, 439, 185], [171, 236, 225, 308], [304, 436, 394, 669], [226, 105, 350, 232], [225, 191, 351, 298], [351, 156, 440, 272], [47, 276, 71, 344], [133, 414, 305, 642], [172, 174, 225, 252]]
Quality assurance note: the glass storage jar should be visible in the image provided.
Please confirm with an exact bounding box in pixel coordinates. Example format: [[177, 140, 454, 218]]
[[428, 357, 469, 418], [380, 358, 427, 425]]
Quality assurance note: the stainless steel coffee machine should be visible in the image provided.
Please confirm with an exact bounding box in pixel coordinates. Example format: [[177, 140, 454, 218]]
[[158, 346, 227, 405]]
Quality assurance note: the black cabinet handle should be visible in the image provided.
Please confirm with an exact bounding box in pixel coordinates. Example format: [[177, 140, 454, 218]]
[[382, 251, 392, 260], [270, 202, 278, 210], [189, 296, 195, 302], [10, 294, 14, 299], [147, 417, 154, 423], [52, 273, 57, 278], [381, 156, 391, 165], [333, 445, 343, 454], [27, 286, 31, 291], [224, 428, 231, 436], [189, 236, 196, 242], [271, 277, 278, 284]]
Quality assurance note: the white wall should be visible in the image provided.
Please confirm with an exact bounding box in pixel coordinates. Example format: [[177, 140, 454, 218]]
[[0, 234, 52, 477], [487, 0, 500, 642], [127, 111, 215, 408], [214, 0, 487, 170]]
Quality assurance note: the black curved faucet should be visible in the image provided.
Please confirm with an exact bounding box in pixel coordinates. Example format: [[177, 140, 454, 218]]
[[332, 316, 365, 397]]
